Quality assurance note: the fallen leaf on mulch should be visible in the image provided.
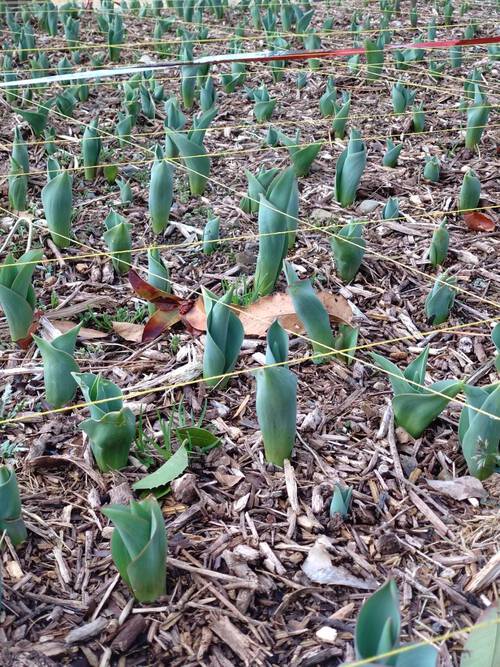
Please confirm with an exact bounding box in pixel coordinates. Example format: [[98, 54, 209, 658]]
[[240, 292, 353, 337], [51, 320, 108, 339], [126, 271, 353, 341], [185, 291, 352, 337], [111, 321, 145, 342], [302, 539, 375, 589], [142, 308, 182, 341], [128, 269, 200, 341], [426, 476, 486, 501], [463, 211, 496, 231]]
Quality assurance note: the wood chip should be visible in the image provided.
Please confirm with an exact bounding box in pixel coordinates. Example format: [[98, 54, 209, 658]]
[[65, 618, 108, 645]]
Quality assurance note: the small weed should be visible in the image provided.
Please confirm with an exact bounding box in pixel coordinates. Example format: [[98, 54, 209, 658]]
[[170, 334, 181, 354], [222, 276, 255, 306], [50, 290, 59, 309], [79, 303, 147, 332], [134, 400, 209, 468], [114, 303, 148, 324], [79, 308, 114, 332], [0, 440, 26, 461], [0, 384, 28, 422]]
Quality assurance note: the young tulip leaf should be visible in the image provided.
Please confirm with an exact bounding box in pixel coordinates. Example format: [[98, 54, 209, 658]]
[[32, 324, 80, 408], [149, 145, 173, 235], [459, 383, 500, 480], [170, 131, 210, 196], [203, 215, 220, 255], [423, 156, 440, 182], [392, 380, 464, 439], [41, 169, 73, 248], [382, 196, 400, 221], [284, 261, 335, 363], [73, 373, 135, 472], [355, 580, 401, 661], [460, 601, 500, 667], [255, 320, 297, 466], [102, 497, 167, 603], [82, 119, 102, 181], [429, 220, 449, 268], [103, 210, 132, 275], [371, 349, 464, 438], [335, 129, 367, 208], [459, 170, 480, 214], [203, 288, 244, 388], [365, 38, 384, 81], [466, 85, 490, 149], [330, 483, 353, 518], [254, 194, 289, 297], [0, 249, 42, 345], [0, 465, 27, 547], [133, 444, 189, 490], [425, 272, 457, 325], [331, 221, 366, 284], [383, 140, 403, 168]]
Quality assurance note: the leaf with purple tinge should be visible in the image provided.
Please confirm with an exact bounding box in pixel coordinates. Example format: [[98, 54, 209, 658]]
[[142, 308, 182, 342], [128, 269, 183, 311]]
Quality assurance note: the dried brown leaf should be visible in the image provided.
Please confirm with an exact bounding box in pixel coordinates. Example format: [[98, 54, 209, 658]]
[[50, 320, 108, 339], [111, 321, 145, 342], [426, 476, 486, 501], [463, 211, 496, 232], [239, 292, 353, 337]]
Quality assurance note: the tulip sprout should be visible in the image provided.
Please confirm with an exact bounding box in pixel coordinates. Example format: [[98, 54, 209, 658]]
[[332, 92, 351, 139], [0, 249, 42, 346], [240, 167, 280, 215], [425, 272, 457, 325], [149, 145, 173, 234], [284, 261, 336, 364], [117, 177, 133, 205], [319, 76, 337, 117], [459, 169, 480, 213], [255, 320, 297, 467], [466, 85, 490, 149], [33, 324, 81, 409], [202, 288, 244, 389], [0, 466, 27, 548], [371, 346, 463, 438], [82, 119, 102, 181], [364, 37, 384, 81], [382, 139, 403, 168], [429, 220, 449, 268], [73, 373, 136, 471], [392, 81, 416, 114], [251, 84, 277, 123], [8, 158, 27, 212], [355, 580, 438, 666], [335, 129, 367, 208], [412, 102, 425, 133], [274, 128, 322, 177], [423, 156, 440, 182], [203, 215, 220, 255], [169, 131, 210, 196], [254, 168, 299, 296], [330, 483, 353, 518], [382, 196, 400, 221], [331, 221, 366, 283], [42, 168, 73, 248], [102, 497, 167, 602], [103, 210, 132, 275], [459, 383, 500, 480]]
